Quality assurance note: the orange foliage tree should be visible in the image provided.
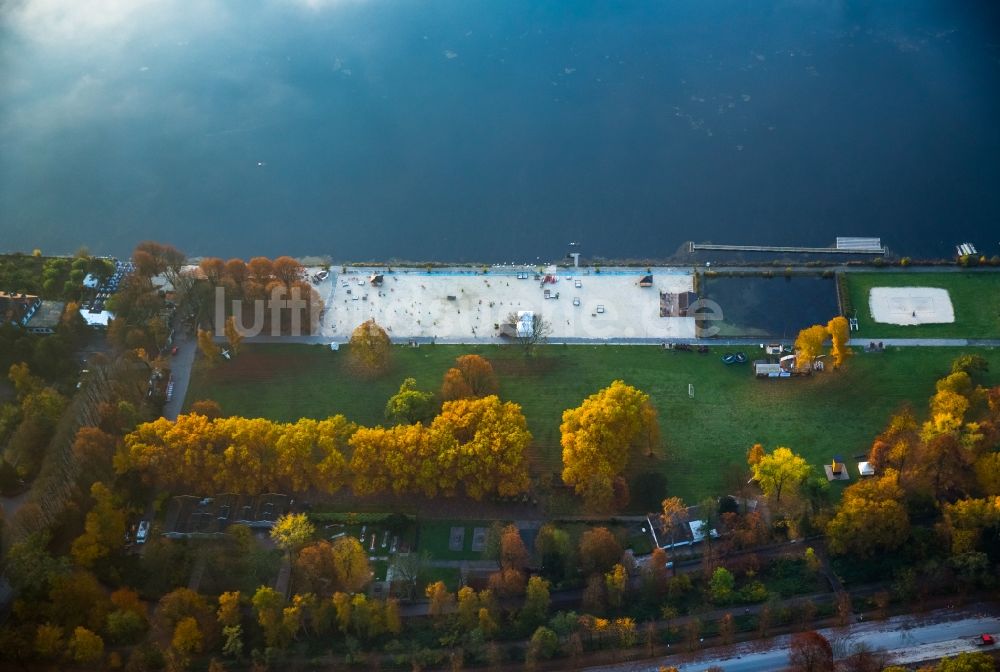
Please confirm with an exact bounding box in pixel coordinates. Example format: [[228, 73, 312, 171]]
[[441, 354, 499, 401]]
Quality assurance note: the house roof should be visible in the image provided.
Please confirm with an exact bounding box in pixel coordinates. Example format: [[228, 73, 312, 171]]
[[0, 291, 40, 326], [80, 308, 114, 327], [26, 301, 65, 329]]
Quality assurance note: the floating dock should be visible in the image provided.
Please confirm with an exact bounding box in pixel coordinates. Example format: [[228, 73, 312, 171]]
[[689, 237, 886, 255]]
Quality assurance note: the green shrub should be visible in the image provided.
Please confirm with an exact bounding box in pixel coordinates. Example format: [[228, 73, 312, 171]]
[[738, 580, 769, 603], [709, 567, 735, 604]]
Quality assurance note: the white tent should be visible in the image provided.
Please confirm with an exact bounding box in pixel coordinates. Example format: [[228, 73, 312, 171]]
[[516, 311, 534, 337]]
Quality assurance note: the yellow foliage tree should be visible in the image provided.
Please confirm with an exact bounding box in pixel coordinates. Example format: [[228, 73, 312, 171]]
[[350, 395, 531, 499], [34, 623, 64, 659], [68, 627, 104, 666], [384, 598, 402, 635], [348, 319, 391, 378], [431, 395, 532, 498], [172, 616, 203, 656], [941, 497, 1000, 555], [329, 537, 372, 593], [197, 328, 218, 366], [270, 513, 315, 553], [605, 564, 627, 609], [251, 586, 285, 648], [425, 581, 454, 618], [561, 381, 660, 511], [794, 324, 828, 371], [826, 469, 910, 557], [117, 413, 354, 495], [71, 482, 126, 568], [826, 316, 851, 368], [217, 591, 242, 628], [751, 446, 811, 504], [224, 316, 244, 356], [456, 586, 481, 630]]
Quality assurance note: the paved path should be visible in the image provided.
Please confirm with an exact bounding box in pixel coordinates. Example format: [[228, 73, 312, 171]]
[[274, 554, 292, 599], [162, 332, 196, 420], [850, 338, 1000, 347], [233, 334, 999, 348], [698, 265, 1000, 274], [584, 604, 1000, 672], [0, 489, 30, 527]]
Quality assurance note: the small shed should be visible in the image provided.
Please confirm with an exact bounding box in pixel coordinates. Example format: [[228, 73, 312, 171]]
[[498, 323, 518, 339], [753, 361, 782, 378], [831, 455, 845, 475], [858, 461, 875, 477], [825, 455, 851, 481], [639, 274, 654, 287]]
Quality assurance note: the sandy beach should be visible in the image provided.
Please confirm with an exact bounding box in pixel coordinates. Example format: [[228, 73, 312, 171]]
[[315, 267, 697, 342]]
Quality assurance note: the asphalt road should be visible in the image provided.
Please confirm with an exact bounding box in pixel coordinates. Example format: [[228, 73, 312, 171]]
[[585, 605, 999, 672], [162, 330, 196, 420]]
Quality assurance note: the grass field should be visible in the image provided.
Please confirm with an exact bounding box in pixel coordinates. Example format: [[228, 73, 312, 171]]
[[184, 343, 1000, 504], [844, 271, 1000, 338]]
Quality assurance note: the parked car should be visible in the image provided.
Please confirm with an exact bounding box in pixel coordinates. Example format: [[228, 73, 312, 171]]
[[136, 520, 150, 544]]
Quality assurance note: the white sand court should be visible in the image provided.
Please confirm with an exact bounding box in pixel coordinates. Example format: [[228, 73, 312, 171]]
[[317, 267, 698, 341], [868, 286, 955, 326]]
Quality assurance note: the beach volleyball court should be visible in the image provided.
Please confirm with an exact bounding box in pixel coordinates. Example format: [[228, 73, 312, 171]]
[[868, 287, 955, 326]]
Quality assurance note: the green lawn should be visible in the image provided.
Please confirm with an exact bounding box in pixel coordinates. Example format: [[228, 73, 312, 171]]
[[843, 271, 1000, 339], [185, 343, 1000, 504], [418, 520, 490, 561]]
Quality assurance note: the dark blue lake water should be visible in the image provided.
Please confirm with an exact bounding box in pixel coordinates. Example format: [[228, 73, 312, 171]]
[[2, 1, 999, 261]]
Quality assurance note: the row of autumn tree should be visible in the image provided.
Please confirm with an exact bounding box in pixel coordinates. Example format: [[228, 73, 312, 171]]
[[115, 396, 532, 500], [743, 354, 1000, 569], [108, 242, 325, 355], [825, 355, 1000, 565], [117, 349, 661, 507], [346, 319, 663, 509]]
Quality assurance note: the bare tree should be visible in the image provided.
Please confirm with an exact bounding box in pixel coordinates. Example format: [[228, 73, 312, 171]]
[[505, 311, 551, 357], [391, 551, 430, 600]]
